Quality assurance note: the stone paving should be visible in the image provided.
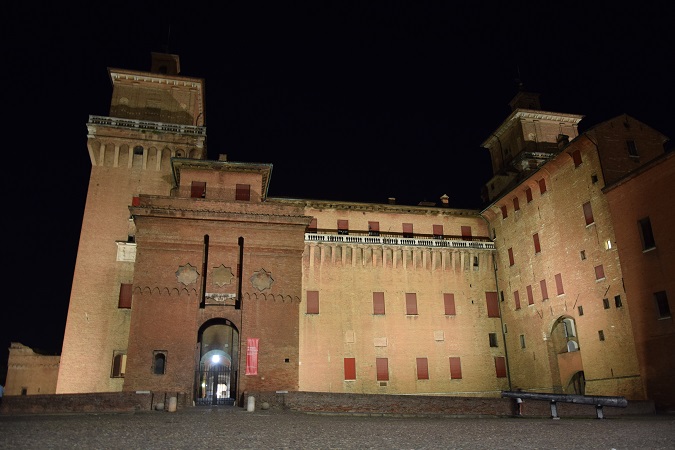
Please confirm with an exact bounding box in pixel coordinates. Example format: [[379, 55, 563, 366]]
[[1, 406, 674, 449]]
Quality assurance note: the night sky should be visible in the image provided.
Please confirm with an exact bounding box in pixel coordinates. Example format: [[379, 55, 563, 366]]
[[2, 2, 673, 377]]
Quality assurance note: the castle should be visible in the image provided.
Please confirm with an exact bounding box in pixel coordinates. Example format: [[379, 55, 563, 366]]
[[7, 53, 673, 411]]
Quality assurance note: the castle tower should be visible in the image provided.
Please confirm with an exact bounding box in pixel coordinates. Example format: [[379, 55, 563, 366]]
[[57, 53, 207, 393], [481, 90, 583, 202]]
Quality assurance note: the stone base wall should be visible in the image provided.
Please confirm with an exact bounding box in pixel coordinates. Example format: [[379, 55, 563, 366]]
[[0, 391, 190, 415], [245, 391, 656, 418]]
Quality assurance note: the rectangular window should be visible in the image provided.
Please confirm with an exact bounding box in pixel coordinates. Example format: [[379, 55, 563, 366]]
[[514, 290, 521, 310], [461, 226, 472, 240], [307, 290, 319, 314], [583, 202, 594, 226], [572, 149, 582, 167], [627, 140, 639, 157], [638, 217, 656, 250], [344, 358, 356, 380], [111, 351, 127, 378], [538, 178, 547, 195], [555, 273, 564, 295], [519, 334, 526, 349], [595, 265, 605, 280], [489, 333, 498, 347], [235, 184, 251, 201], [406, 293, 418, 315], [578, 305, 584, 316], [486, 292, 500, 318], [495, 356, 507, 378], [416, 358, 429, 380], [368, 221, 380, 236], [598, 330, 605, 341], [190, 181, 206, 198], [525, 187, 533, 203], [307, 218, 317, 233], [540, 280, 549, 301], [513, 197, 520, 211], [376, 358, 389, 381], [508, 248, 515, 266], [580, 250, 586, 260], [373, 292, 385, 315], [533, 233, 541, 254], [118, 283, 132, 309], [444, 293, 456, 315], [433, 224, 444, 239], [615, 295, 622, 308], [402, 223, 414, 238], [591, 174, 599, 184], [338, 220, 349, 235], [526, 285, 534, 305], [654, 291, 671, 319], [603, 298, 610, 309], [501, 205, 508, 219], [449, 357, 462, 379]]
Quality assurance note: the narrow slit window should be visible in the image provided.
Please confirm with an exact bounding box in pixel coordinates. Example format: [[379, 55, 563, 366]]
[[540, 280, 549, 301], [654, 291, 671, 319], [615, 295, 622, 308], [638, 217, 656, 250], [406, 293, 418, 315], [416, 358, 429, 380], [538, 178, 547, 195], [555, 273, 564, 295], [513, 197, 520, 211], [444, 293, 456, 315], [373, 292, 385, 315], [307, 290, 319, 314], [508, 248, 515, 266], [583, 202, 594, 226], [533, 233, 541, 254], [514, 290, 521, 310], [572, 149, 582, 167], [526, 285, 534, 305], [501, 205, 508, 219], [489, 333, 498, 347], [525, 187, 533, 203]]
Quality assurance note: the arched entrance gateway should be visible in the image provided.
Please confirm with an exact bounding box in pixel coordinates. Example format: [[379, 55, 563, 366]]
[[195, 319, 240, 406]]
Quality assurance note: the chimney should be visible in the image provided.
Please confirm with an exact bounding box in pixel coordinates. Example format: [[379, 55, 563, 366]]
[[440, 194, 449, 207], [557, 134, 569, 149], [218, 154, 228, 161], [388, 197, 396, 205]]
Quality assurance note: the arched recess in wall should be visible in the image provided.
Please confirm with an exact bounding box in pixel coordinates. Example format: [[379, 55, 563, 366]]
[[549, 315, 584, 394], [147, 146, 158, 170], [118, 143, 130, 168]]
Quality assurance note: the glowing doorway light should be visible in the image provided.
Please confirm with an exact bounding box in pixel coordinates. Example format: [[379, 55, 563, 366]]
[[211, 355, 221, 364]]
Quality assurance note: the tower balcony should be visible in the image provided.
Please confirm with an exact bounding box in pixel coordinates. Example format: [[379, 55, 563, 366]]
[[305, 230, 495, 250], [88, 115, 206, 137]]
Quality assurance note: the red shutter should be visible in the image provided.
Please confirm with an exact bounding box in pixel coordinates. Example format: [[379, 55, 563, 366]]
[[527, 285, 534, 305], [533, 233, 541, 253], [306, 291, 319, 314], [449, 357, 462, 379], [406, 293, 418, 315], [368, 221, 379, 234], [595, 265, 605, 280], [486, 292, 500, 318], [433, 224, 444, 237], [461, 226, 472, 239], [501, 205, 508, 219], [514, 290, 521, 310], [344, 358, 356, 380], [376, 358, 389, 381], [583, 202, 594, 225], [338, 220, 349, 232], [235, 184, 251, 201], [555, 273, 564, 295], [572, 150, 582, 167], [373, 292, 385, 315], [513, 197, 520, 211], [118, 283, 132, 309], [132, 196, 140, 206], [495, 356, 507, 378], [402, 223, 413, 237], [416, 358, 429, 380], [540, 279, 549, 300], [191, 181, 206, 198], [538, 178, 547, 194], [508, 248, 514, 266], [444, 293, 456, 315], [525, 187, 533, 203]]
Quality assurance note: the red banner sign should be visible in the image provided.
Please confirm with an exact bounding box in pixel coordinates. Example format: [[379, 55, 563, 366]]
[[246, 338, 259, 375]]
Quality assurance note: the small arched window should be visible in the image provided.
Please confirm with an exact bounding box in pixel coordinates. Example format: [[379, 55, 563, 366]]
[[153, 351, 167, 375]]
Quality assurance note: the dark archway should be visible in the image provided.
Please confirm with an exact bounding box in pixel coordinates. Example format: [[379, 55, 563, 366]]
[[195, 318, 239, 406]]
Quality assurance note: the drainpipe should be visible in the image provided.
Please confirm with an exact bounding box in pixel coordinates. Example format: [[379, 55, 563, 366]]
[[479, 213, 512, 391]]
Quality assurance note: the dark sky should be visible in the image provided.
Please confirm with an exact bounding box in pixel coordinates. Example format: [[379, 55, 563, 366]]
[[2, 2, 673, 376]]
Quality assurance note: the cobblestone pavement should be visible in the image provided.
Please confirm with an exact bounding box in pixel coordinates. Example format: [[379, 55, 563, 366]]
[[1, 407, 674, 449]]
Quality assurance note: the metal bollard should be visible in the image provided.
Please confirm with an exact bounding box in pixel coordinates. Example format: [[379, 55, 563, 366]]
[[247, 395, 255, 412], [168, 396, 177, 412]]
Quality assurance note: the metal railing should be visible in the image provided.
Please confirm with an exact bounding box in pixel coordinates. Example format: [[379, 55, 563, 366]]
[[305, 230, 495, 250], [88, 115, 206, 136]]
